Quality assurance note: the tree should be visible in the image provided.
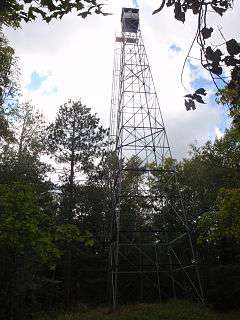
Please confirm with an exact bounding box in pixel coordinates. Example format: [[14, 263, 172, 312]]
[[0, 181, 89, 318], [0, 103, 54, 319], [0, 100, 95, 317], [0, 102, 50, 189], [164, 128, 240, 244], [14, 102, 46, 157], [197, 187, 240, 310], [217, 66, 240, 138], [0, 30, 19, 143], [0, 0, 110, 28], [48, 100, 107, 209], [0, 182, 59, 319], [47, 99, 107, 306], [153, 1, 239, 114], [198, 188, 240, 254], [218, 66, 240, 109]]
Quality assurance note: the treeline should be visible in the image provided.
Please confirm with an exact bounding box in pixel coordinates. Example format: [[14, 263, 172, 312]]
[[1, 3, 240, 318], [0, 96, 239, 319], [0, 99, 109, 318]]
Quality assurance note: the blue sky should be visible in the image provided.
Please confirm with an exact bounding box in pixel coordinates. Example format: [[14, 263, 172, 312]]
[[132, 0, 139, 7], [169, 44, 182, 53], [190, 66, 230, 135], [42, 87, 58, 96], [25, 71, 48, 91], [25, 71, 58, 96]]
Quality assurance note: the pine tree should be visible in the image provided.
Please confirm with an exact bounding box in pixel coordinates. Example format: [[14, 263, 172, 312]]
[[47, 99, 107, 306]]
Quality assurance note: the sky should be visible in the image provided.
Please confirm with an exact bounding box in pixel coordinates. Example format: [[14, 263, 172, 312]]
[[5, 0, 239, 159]]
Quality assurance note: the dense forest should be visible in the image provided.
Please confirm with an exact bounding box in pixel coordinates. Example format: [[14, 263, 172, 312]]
[[0, 1, 240, 319]]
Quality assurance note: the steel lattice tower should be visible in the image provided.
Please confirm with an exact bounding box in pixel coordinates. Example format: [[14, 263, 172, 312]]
[[108, 8, 204, 308]]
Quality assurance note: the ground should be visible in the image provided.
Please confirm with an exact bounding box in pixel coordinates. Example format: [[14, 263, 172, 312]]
[[37, 300, 240, 320]]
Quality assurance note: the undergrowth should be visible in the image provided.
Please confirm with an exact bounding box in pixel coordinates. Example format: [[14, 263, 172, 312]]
[[37, 300, 240, 320]]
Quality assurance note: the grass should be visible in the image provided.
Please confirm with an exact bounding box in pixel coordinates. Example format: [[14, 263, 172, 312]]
[[37, 300, 240, 320]]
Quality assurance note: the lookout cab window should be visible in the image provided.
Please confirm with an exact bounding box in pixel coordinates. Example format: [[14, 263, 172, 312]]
[[121, 8, 139, 33]]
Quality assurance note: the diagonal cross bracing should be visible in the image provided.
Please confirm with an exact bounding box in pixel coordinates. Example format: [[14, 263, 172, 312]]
[[108, 7, 204, 308]]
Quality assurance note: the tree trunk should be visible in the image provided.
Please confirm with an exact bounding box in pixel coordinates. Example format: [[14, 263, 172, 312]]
[[64, 110, 76, 308], [17, 115, 27, 158]]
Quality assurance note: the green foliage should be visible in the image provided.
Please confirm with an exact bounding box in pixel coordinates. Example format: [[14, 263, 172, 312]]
[[0, 31, 19, 143], [206, 265, 240, 311], [0, 0, 110, 28], [55, 224, 94, 246], [46, 100, 106, 307], [0, 182, 58, 319], [217, 66, 240, 139], [197, 188, 240, 243], [0, 182, 59, 263], [177, 128, 240, 220], [36, 300, 240, 320], [0, 24, 239, 310], [48, 99, 107, 173], [15, 102, 47, 157], [218, 67, 240, 108], [0, 101, 97, 317], [0, 179, 89, 318]]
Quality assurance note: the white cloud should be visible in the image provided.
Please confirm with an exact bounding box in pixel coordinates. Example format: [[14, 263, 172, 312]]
[[5, 1, 239, 158], [215, 127, 224, 139]]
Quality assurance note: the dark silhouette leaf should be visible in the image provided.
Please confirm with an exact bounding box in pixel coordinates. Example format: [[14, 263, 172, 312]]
[[210, 65, 223, 75], [205, 47, 222, 64], [1, 0, 109, 27], [184, 94, 193, 99], [205, 47, 215, 61], [195, 88, 207, 96], [174, 1, 185, 23], [166, 0, 175, 7], [212, 5, 226, 16], [226, 39, 240, 56], [185, 99, 196, 111], [201, 27, 213, 39], [191, 1, 201, 14], [224, 55, 239, 67], [195, 95, 205, 104]]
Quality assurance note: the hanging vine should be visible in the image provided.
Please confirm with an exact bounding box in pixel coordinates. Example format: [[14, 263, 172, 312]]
[[153, 1, 239, 111]]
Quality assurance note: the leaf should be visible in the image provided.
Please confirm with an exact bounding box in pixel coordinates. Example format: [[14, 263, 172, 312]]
[[102, 12, 112, 16], [205, 46, 214, 60], [205, 47, 222, 63], [153, 0, 166, 15], [79, 11, 89, 18], [224, 55, 239, 67], [44, 16, 51, 23], [226, 39, 240, 56], [50, 12, 59, 19], [211, 65, 223, 75], [31, 7, 45, 18], [211, 5, 226, 16], [195, 88, 207, 96], [191, 1, 201, 14], [46, 1, 57, 12], [201, 27, 213, 39], [194, 95, 205, 104], [174, 1, 185, 23], [28, 7, 37, 20], [184, 94, 193, 99], [185, 99, 196, 111], [166, 0, 175, 7]]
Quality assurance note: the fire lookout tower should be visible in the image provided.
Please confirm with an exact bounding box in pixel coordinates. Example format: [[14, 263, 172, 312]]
[[108, 7, 204, 308]]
